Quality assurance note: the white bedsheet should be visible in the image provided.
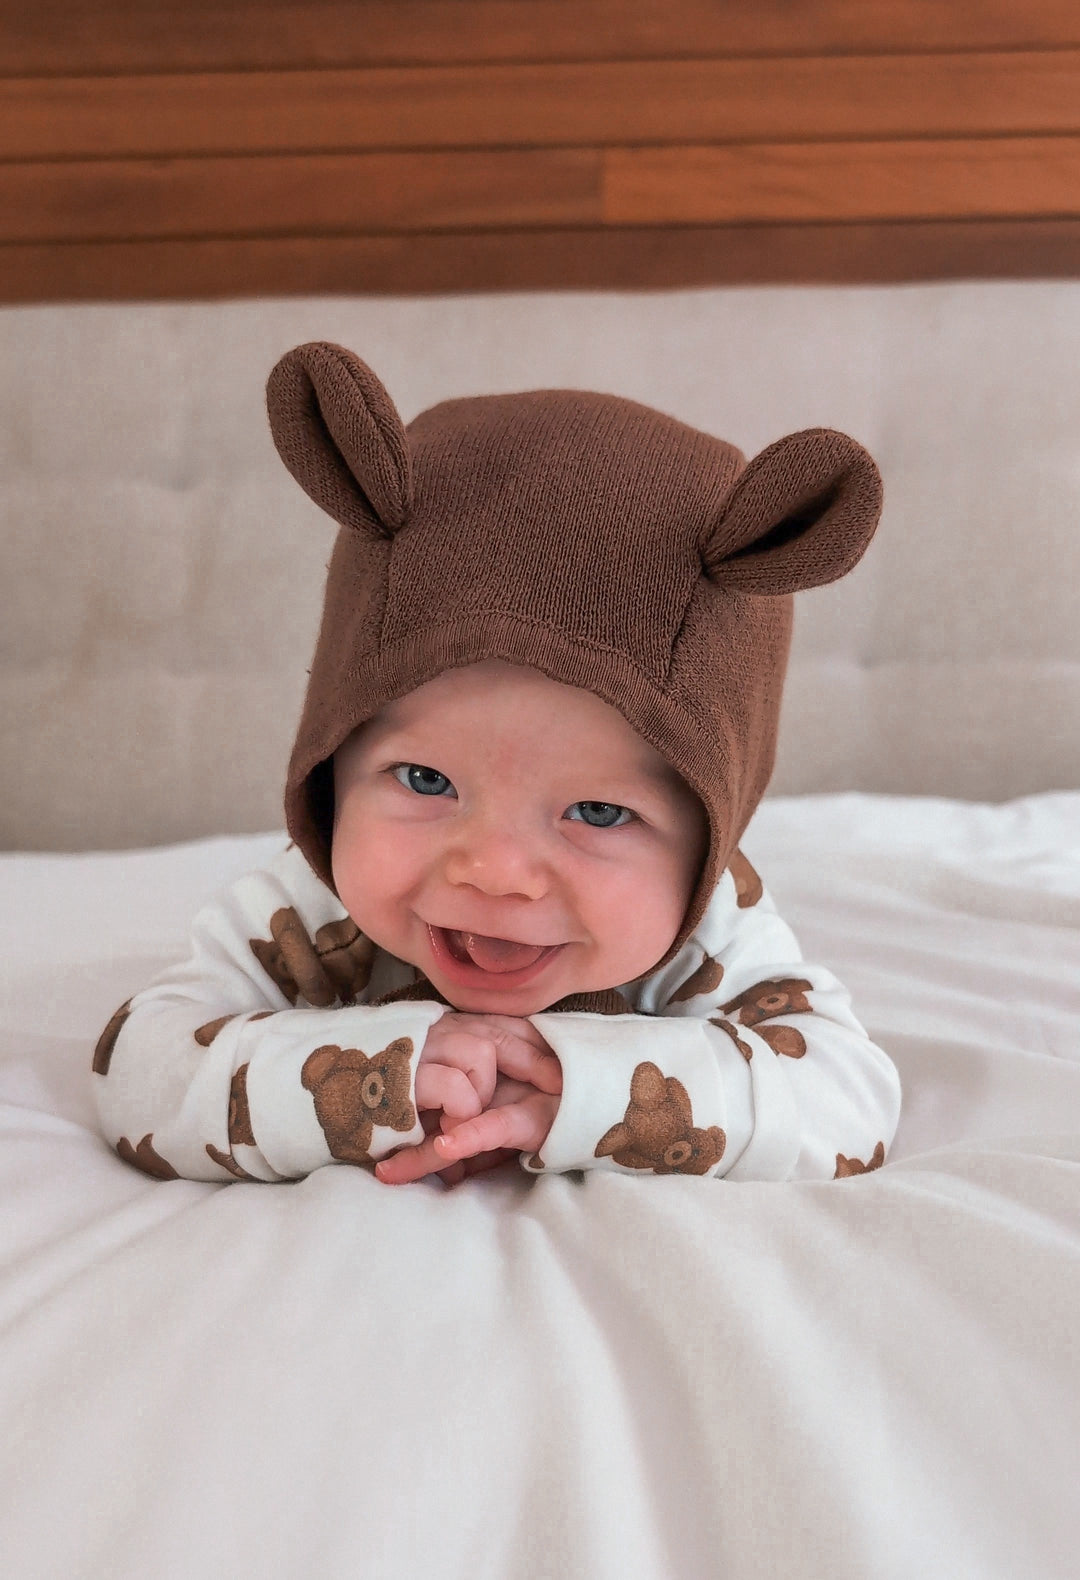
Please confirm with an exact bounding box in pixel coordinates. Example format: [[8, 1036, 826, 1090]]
[[2, 793, 1078, 1580]]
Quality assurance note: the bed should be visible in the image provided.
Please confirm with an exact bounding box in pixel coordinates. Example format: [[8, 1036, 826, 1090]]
[[3, 790, 1079, 1577], [2, 280, 1080, 1578]]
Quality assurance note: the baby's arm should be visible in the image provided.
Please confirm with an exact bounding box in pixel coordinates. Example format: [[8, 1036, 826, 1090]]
[[519, 865, 900, 1182], [91, 846, 456, 1182]]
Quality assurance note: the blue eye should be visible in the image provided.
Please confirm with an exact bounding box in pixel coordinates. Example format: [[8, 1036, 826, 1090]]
[[392, 764, 455, 797], [568, 801, 632, 828]]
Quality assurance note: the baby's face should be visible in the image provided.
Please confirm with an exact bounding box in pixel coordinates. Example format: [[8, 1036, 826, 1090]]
[[331, 661, 708, 1015]]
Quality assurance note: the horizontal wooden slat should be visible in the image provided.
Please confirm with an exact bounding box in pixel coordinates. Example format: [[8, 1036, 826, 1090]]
[[606, 138, 1080, 224], [0, 149, 600, 243], [3, 0, 1080, 76], [3, 220, 1080, 304], [3, 3, 1077, 307], [5, 137, 1080, 246], [5, 51, 1080, 161]]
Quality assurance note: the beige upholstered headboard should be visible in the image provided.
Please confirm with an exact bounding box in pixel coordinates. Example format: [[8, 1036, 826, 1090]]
[[3, 281, 1078, 851]]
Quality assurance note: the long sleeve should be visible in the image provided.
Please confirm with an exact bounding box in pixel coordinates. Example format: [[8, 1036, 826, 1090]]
[[91, 845, 447, 1182], [523, 856, 900, 1182]]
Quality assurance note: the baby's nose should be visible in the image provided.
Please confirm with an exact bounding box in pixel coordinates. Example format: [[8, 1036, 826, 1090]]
[[442, 821, 549, 900]]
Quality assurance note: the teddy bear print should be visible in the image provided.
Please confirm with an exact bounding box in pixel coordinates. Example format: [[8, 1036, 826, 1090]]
[[203, 1060, 255, 1177], [190, 1020, 270, 1179], [721, 977, 812, 1058], [205, 1069, 260, 1179], [834, 1142, 886, 1178], [220, 1062, 256, 1146], [193, 1009, 273, 1046], [710, 1016, 754, 1061], [755, 1024, 807, 1058], [92, 998, 132, 1075], [723, 976, 813, 1024], [116, 1133, 180, 1179], [250, 908, 375, 1007], [727, 848, 764, 908], [205, 1144, 257, 1180], [301, 1037, 417, 1166], [667, 955, 725, 1005], [594, 1061, 726, 1175]]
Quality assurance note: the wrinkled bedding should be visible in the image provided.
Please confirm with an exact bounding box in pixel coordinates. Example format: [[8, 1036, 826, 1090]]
[[2, 791, 1078, 1579]]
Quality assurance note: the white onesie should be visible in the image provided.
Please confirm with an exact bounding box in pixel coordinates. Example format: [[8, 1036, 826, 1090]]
[[92, 843, 900, 1184]]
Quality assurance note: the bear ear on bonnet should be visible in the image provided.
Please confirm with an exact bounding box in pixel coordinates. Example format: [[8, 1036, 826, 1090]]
[[702, 427, 883, 596], [265, 341, 413, 539]]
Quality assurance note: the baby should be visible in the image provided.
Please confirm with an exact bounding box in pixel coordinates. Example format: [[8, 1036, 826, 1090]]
[[92, 342, 900, 1187]]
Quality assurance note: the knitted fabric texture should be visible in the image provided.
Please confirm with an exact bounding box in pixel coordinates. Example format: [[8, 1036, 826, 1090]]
[[268, 342, 883, 963]]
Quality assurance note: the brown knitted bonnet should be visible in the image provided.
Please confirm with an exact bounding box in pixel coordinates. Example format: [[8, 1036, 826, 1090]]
[[268, 341, 882, 960]]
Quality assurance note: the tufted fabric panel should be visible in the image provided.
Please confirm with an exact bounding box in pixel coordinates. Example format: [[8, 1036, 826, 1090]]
[[2, 281, 1078, 849]]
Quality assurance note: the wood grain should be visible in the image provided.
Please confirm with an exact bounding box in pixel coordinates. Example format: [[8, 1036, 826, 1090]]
[[0, 149, 601, 243], [606, 138, 1080, 225], [4, 0, 1080, 75], [3, 220, 1079, 305], [6, 51, 1080, 161], [5, 137, 1078, 248], [2, 0, 1078, 299]]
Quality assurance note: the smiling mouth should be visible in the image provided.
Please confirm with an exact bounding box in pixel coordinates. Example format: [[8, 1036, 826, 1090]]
[[443, 928, 549, 973], [427, 925, 562, 983]]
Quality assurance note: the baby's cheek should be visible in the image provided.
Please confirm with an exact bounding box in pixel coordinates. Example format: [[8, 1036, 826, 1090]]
[[329, 825, 363, 914], [339, 829, 428, 961], [589, 870, 684, 975], [332, 821, 388, 924]]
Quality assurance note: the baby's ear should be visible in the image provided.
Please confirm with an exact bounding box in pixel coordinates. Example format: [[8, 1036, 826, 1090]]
[[701, 428, 882, 595], [266, 341, 413, 539]]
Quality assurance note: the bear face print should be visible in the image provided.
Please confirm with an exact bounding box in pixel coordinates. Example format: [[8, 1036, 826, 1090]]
[[301, 1037, 416, 1166], [595, 1060, 726, 1176], [722, 977, 813, 1024]]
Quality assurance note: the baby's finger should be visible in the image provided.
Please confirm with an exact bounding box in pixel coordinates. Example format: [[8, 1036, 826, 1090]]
[[414, 1063, 483, 1121], [433, 1093, 551, 1162], [491, 1033, 563, 1095], [440, 1078, 531, 1133], [422, 1029, 497, 1107], [375, 1135, 446, 1186]]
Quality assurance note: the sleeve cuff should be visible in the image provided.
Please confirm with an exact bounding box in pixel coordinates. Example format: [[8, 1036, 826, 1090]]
[[241, 1000, 446, 1175], [522, 1012, 751, 1177]]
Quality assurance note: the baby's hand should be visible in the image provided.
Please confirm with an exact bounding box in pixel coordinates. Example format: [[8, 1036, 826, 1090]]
[[377, 1016, 561, 1186], [378, 1074, 559, 1186], [432, 1076, 559, 1181], [412, 1011, 561, 1118]]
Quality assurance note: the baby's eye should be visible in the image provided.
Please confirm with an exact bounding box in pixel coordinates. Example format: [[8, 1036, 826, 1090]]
[[392, 764, 456, 798], [566, 800, 633, 829]]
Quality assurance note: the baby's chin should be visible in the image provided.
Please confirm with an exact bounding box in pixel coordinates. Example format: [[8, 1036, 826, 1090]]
[[425, 971, 570, 1017], [439, 988, 553, 1016], [428, 966, 640, 1017]]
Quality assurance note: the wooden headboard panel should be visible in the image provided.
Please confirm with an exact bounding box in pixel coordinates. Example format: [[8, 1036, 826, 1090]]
[[3, 0, 1079, 302]]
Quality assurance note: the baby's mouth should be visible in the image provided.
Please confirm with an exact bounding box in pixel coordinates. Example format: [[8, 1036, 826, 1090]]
[[441, 928, 550, 975]]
